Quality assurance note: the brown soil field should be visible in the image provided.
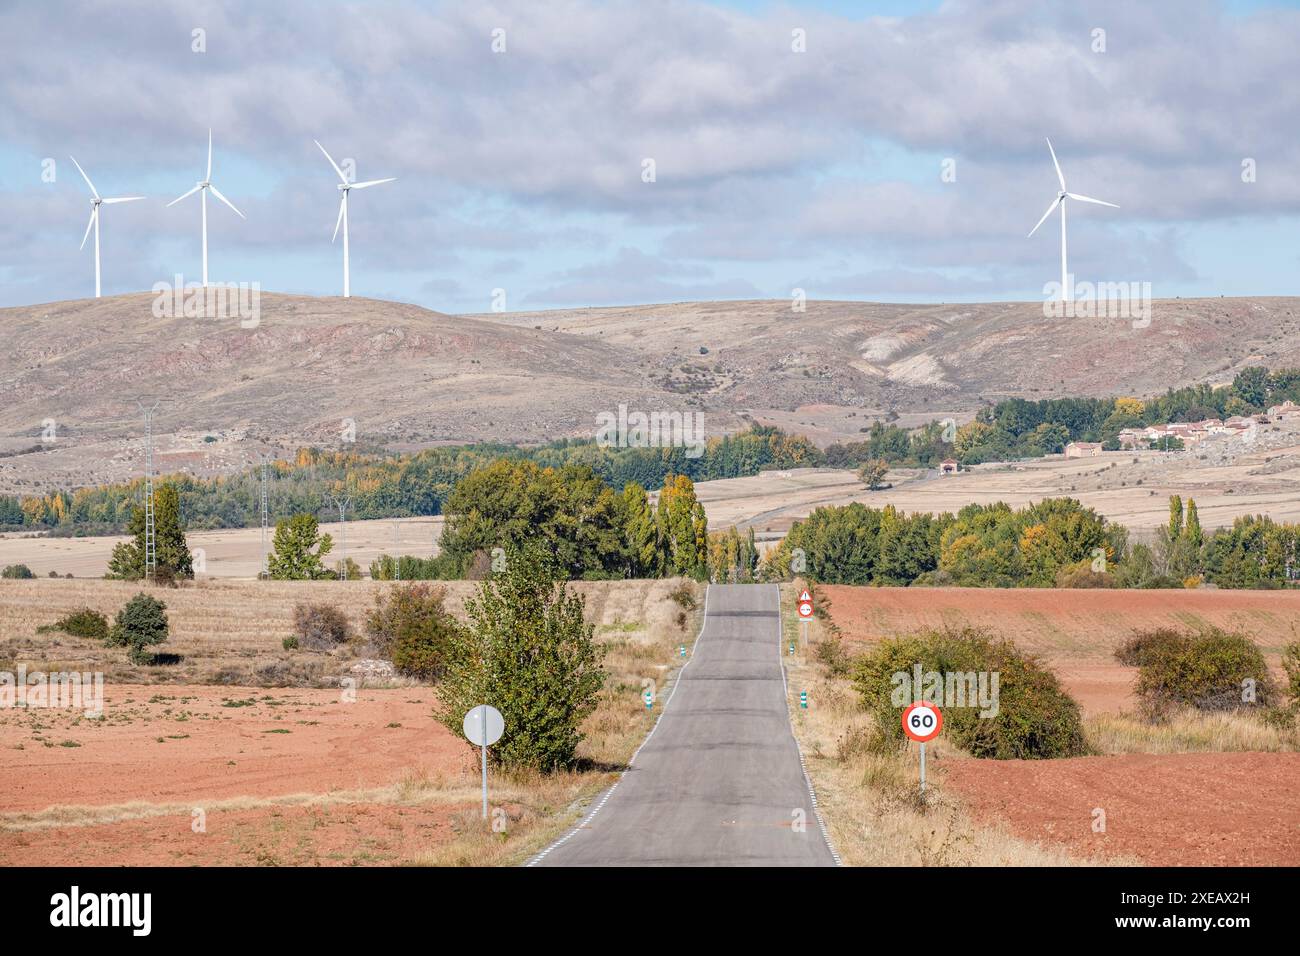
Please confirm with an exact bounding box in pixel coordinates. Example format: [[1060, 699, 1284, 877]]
[[940, 752, 1300, 866], [821, 585, 1300, 714], [0, 577, 702, 866]]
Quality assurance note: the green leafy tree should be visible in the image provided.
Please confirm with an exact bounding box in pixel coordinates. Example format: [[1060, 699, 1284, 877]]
[[107, 592, 170, 663], [620, 482, 660, 578], [857, 459, 890, 490], [1184, 498, 1203, 548], [267, 514, 335, 580], [107, 484, 193, 582], [657, 474, 708, 578], [1168, 495, 1184, 540], [434, 546, 606, 771]]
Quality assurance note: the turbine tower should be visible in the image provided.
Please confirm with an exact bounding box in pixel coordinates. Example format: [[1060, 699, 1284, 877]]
[[167, 129, 245, 287], [69, 156, 143, 298], [314, 141, 396, 297], [1027, 137, 1119, 302]]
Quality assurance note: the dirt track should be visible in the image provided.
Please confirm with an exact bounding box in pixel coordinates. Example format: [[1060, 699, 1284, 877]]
[[941, 752, 1300, 866]]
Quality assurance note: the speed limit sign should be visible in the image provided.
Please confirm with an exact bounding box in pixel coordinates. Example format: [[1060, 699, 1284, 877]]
[[901, 700, 943, 743]]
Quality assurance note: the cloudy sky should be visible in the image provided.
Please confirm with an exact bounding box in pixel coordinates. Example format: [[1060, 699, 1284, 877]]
[[2, 0, 1298, 312]]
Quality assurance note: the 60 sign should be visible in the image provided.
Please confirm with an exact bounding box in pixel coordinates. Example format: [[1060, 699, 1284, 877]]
[[901, 700, 943, 743]]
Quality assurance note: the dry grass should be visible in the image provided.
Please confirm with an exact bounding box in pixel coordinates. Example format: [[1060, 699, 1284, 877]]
[[1086, 708, 1299, 755], [778, 582, 1126, 866]]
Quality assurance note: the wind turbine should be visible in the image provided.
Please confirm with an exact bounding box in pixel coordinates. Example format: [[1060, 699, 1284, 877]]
[[167, 129, 245, 287], [69, 156, 143, 298], [1027, 137, 1119, 302], [314, 140, 395, 297]]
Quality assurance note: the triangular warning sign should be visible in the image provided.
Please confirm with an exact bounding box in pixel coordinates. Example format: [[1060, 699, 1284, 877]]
[[798, 590, 812, 603]]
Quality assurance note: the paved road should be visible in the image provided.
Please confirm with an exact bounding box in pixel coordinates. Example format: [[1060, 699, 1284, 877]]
[[533, 583, 837, 866]]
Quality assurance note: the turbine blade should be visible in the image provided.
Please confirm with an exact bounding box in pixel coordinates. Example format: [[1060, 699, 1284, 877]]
[[332, 195, 345, 242], [1066, 192, 1120, 209], [69, 156, 99, 199], [167, 184, 202, 207], [315, 140, 348, 184], [206, 128, 213, 181], [79, 207, 97, 250], [102, 196, 145, 204], [1046, 137, 1065, 190], [350, 177, 395, 190], [1027, 195, 1062, 237], [208, 183, 245, 219]]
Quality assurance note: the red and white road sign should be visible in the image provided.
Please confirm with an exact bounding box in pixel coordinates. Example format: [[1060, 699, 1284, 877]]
[[796, 589, 813, 619], [901, 700, 943, 743]]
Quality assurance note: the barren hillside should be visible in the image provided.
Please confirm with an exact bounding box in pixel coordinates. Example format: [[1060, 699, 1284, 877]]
[[3, 292, 1299, 491]]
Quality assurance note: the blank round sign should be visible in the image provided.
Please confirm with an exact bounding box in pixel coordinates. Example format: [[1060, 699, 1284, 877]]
[[463, 704, 504, 746]]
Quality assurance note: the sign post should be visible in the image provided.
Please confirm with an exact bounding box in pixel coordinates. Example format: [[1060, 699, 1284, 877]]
[[796, 588, 813, 644], [463, 704, 504, 820], [901, 700, 943, 795]]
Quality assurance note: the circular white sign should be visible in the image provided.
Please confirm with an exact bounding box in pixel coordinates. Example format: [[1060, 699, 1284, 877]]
[[901, 701, 943, 743], [463, 704, 504, 746], [797, 602, 814, 619]]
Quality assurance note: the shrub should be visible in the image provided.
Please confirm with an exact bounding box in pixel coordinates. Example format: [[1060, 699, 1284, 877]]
[[668, 582, 698, 611], [365, 583, 463, 680], [292, 603, 350, 649], [1128, 628, 1276, 714], [282, 635, 299, 651], [1114, 628, 1188, 668], [434, 546, 605, 772], [1054, 563, 1116, 588], [50, 608, 109, 640], [108, 593, 169, 664], [1, 564, 35, 579], [852, 628, 1088, 759]]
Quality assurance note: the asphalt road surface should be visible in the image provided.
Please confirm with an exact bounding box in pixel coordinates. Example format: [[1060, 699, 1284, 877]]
[[532, 583, 837, 866]]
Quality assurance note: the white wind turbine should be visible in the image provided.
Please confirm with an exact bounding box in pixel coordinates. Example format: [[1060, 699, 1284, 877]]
[[315, 140, 395, 297], [69, 156, 143, 298], [1027, 137, 1119, 302], [167, 129, 245, 287]]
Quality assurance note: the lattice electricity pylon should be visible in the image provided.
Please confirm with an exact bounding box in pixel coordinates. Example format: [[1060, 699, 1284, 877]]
[[137, 399, 161, 582], [259, 456, 270, 579], [327, 494, 352, 581]]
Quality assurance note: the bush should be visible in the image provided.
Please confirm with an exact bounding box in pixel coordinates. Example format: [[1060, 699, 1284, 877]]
[[434, 546, 605, 771], [668, 582, 698, 611], [282, 635, 299, 651], [852, 628, 1088, 759], [1125, 628, 1276, 714], [108, 593, 169, 664], [1114, 628, 1188, 668], [1054, 563, 1116, 588], [1283, 641, 1300, 707], [292, 603, 350, 649], [50, 608, 109, 640], [2, 564, 35, 579], [365, 583, 463, 679]]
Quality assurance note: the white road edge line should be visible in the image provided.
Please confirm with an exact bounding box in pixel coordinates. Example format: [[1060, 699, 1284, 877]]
[[524, 583, 713, 867], [776, 583, 842, 866]]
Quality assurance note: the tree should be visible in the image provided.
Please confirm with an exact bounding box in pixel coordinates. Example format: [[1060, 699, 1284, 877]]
[[1232, 366, 1269, 410], [1168, 495, 1184, 540], [107, 484, 193, 582], [657, 474, 708, 578], [619, 482, 660, 578], [366, 583, 463, 679], [857, 459, 890, 490], [434, 546, 606, 771], [1184, 498, 1203, 549], [267, 514, 335, 580], [1, 564, 35, 579], [107, 592, 170, 664]]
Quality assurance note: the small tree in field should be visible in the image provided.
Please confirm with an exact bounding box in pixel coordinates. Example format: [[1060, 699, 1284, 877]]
[[267, 514, 334, 580], [435, 546, 605, 771], [108, 592, 170, 664], [858, 459, 890, 491]]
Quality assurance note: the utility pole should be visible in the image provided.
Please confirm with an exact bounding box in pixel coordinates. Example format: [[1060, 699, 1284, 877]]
[[137, 399, 160, 582], [393, 519, 401, 581], [327, 494, 352, 580]]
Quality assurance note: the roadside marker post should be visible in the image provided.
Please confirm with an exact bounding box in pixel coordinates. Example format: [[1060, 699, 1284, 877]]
[[463, 704, 504, 820], [799, 690, 808, 709], [679, 644, 686, 658], [796, 589, 813, 645], [644, 689, 654, 710], [788, 641, 794, 655], [901, 700, 943, 795]]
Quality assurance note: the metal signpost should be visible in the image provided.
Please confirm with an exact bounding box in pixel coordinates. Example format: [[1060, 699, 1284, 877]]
[[463, 704, 504, 820], [901, 700, 943, 794]]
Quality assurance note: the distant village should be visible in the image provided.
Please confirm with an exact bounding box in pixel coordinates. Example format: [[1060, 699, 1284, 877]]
[[1063, 399, 1300, 458]]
